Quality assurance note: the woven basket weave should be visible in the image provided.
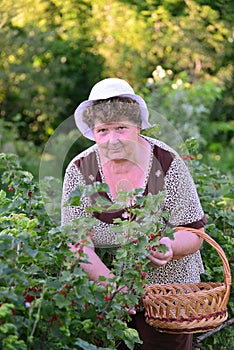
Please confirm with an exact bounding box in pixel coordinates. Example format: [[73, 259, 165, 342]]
[[142, 227, 232, 334]]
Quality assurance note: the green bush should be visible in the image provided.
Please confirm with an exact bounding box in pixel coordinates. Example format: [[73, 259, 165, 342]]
[[184, 138, 234, 350], [0, 120, 42, 178], [0, 150, 233, 349], [0, 153, 172, 349], [144, 67, 234, 175]]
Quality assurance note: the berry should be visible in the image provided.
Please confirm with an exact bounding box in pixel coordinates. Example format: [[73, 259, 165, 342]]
[[96, 315, 103, 320], [24, 295, 35, 303], [12, 309, 16, 316], [188, 155, 195, 160], [149, 234, 156, 241]]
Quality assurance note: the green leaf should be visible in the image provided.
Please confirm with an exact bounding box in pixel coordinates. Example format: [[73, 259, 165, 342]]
[[53, 293, 71, 309], [74, 338, 112, 350], [68, 187, 83, 206], [123, 328, 142, 350]]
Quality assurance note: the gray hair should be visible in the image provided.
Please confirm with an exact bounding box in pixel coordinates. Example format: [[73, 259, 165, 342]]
[[82, 96, 141, 129]]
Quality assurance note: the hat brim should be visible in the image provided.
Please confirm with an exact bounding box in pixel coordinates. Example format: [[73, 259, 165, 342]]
[[74, 93, 151, 140]]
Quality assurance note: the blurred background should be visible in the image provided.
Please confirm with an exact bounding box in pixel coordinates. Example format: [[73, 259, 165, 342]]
[[0, 0, 233, 179]]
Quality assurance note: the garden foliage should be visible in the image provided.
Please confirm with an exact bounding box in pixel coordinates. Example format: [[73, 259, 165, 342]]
[[0, 148, 233, 349], [0, 152, 172, 350]]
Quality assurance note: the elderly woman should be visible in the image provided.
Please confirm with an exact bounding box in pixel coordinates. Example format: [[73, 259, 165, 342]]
[[61, 78, 206, 350]]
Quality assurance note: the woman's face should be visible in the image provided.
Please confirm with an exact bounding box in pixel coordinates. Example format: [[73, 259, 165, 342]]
[[93, 120, 140, 161]]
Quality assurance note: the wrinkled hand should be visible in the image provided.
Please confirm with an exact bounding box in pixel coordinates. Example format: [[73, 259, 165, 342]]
[[117, 285, 136, 315], [125, 306, 136, 315], [147, 237, 173, 268]]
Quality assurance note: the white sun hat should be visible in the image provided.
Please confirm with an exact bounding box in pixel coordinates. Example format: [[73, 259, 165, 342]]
[[74, 78, 151, 140]]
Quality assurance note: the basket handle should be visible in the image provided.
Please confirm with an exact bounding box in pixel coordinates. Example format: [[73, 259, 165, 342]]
[[176, 226, 232, 308]]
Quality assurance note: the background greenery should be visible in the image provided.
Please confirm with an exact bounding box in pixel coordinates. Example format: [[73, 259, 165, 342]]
[[0, 0, 233, 178]]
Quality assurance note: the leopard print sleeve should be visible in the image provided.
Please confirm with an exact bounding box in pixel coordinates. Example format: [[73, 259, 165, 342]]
[[61, 162, 90, 226], [164, 156, 205, 228]]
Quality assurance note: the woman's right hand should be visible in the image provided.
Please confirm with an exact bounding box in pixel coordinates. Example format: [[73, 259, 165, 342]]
[[147, 237, 173, 267]]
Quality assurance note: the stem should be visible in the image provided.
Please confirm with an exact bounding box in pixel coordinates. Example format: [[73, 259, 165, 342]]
[[193, 318, 234, 349], [27, 287, 46, 348]]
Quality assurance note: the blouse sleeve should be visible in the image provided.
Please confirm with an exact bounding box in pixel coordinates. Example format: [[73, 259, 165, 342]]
[[164, 156, 206, 229], [61, 162, 90, 226]]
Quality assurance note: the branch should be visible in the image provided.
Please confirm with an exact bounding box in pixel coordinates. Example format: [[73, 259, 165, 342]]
[[193, 318, 234, 349]]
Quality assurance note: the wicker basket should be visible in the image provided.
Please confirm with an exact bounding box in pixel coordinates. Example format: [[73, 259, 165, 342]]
[[142, 227, 232, 334]]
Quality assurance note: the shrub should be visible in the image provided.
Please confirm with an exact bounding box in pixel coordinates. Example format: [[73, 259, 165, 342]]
[[0, 153, 171, 349], [184, 139, 234, 350], [0, 150, 233, 350]]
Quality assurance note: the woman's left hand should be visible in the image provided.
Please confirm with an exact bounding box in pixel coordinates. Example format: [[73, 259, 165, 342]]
[[147, 237, 173, 268]]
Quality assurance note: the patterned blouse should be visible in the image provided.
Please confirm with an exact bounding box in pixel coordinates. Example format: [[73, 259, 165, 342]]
[[61, 136, 206, 285]]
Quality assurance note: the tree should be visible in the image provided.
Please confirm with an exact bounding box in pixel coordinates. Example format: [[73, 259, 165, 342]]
[[0, 0, 104, 143], [0, 0, 233, 173]]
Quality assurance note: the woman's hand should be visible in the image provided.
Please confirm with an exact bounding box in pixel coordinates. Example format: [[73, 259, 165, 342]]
[[117, 285, 136, 315], [147, 237, 173, 268]]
